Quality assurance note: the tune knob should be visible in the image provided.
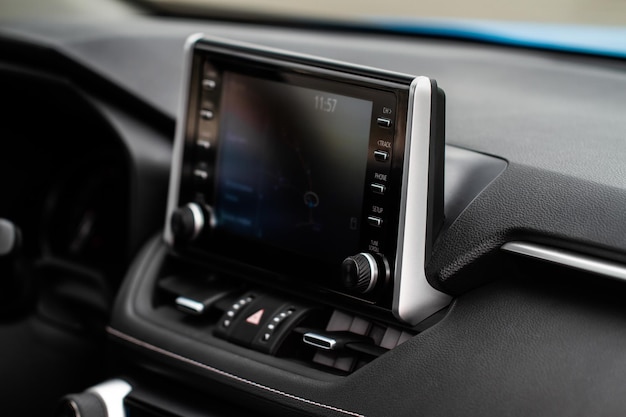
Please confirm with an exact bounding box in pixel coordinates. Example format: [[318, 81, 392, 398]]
[[341, 252, 383, 294], [170, 202, 213, 245], [54, 379, 132, 417], [54, 392, 107, 417]]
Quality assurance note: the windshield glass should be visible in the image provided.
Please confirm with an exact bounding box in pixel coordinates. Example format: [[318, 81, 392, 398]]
[[144, 0, 626, 26]]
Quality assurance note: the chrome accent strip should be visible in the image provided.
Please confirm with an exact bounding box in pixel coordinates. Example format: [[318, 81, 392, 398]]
[[68, 400, 81, 417], [188, 202, 205, 240], [202, 79, 216, 90], [87, 379, 132, 417], [366, 216, 382, 227], [175, 296, 205, 315], [303, 333, 337, 350], [164, 32, 205, 246], [502, 242, 626, 281], [393, 77, 451, 326], [373, 150, 389, 161], [193, 169, 208, 180], [197, 139, 211, 149], [361, 252, 378, 293], [205, 204, 217, 229], [108, 327, 365, 417], [200, 109, 214, 120], [0, 218, 16, 255], [371, 183, 385, 194], [196, 35, 416, 84]]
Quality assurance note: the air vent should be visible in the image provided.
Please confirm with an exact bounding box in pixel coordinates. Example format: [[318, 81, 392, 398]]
[[301, 310, 415, 373]]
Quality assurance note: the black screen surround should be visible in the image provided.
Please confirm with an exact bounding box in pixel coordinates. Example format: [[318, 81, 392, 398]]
[[165, 34, 448, 325]]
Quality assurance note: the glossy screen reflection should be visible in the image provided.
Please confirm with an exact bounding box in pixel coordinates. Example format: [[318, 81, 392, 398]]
[[214, 72, 372, 262]]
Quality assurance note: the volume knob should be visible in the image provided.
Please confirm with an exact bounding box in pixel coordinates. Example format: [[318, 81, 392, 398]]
[[170, 202, 206, 245], [341, 253, 379, 294]]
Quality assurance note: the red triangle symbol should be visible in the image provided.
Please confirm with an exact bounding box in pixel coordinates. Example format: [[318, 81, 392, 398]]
[[245, 309, 265, 325]]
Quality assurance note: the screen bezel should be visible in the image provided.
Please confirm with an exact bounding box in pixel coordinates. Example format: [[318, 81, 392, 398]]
[[165, 34, 449, 324], [179, 44, 406, 296]]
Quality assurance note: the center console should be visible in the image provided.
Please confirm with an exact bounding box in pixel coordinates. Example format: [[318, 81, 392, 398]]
[[147, 33, 451, 371], [60, 34, 508, 417]]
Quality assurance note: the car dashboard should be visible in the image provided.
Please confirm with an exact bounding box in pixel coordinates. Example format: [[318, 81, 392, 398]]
[[1, 12, 626, 417]]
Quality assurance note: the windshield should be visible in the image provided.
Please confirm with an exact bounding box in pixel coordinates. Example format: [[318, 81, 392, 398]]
[[2, 0, 624, 60], [144, 0, 626, 26]]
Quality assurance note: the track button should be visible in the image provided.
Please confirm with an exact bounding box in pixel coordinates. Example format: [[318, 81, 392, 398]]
[[374, 150, 389, 162]]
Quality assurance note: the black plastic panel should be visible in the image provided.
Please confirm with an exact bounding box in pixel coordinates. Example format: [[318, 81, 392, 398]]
[[110, 233, 626, 417]]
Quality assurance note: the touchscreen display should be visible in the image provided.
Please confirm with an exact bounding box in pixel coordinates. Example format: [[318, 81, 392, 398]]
[[213, 72, 372, 263]]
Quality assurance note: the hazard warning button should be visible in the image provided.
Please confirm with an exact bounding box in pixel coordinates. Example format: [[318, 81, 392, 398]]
[[245, 309, 265, 325]]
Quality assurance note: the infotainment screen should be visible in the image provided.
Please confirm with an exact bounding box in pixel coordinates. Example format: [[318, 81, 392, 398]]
[[214, 72, 371, 263], [165, 34, 450, 325]]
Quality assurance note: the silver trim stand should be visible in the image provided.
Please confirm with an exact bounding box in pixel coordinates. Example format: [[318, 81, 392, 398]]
[[164, 32, 205, 246], [393, 77, 451, 326]]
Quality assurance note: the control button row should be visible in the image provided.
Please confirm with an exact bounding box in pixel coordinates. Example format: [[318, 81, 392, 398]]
[[368, 147, 388, 226], [197, 72, 217, 161], [223, 295, 255, 328], [262, 308, 295, 342], [374, 108, 392, 228]]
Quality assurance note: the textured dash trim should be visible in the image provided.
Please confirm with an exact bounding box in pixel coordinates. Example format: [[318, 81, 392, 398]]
[[107, 327, 366, 417]]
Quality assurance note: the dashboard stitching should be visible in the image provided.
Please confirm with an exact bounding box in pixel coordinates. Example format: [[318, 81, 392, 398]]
[[106, 327, 367, 417]]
